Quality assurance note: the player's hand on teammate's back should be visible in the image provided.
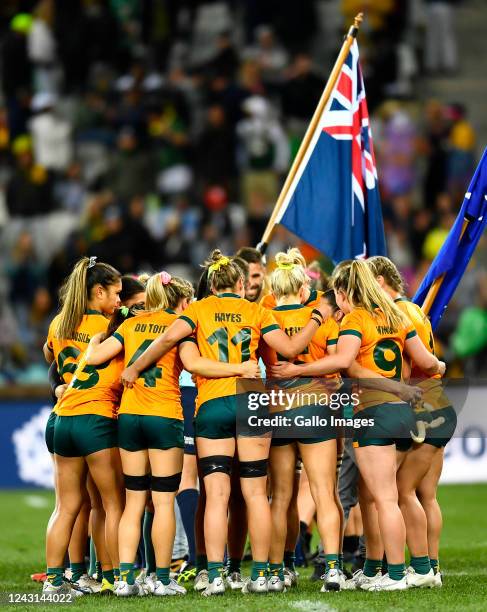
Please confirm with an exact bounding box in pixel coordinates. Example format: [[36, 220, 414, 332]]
[[54, 384, 68, 399], [89, 332, 106, 345], [239, 359, 261, 378], [396, 382, 422, 404], [270, 361, 300, 379], [121, 365, 138, 388]]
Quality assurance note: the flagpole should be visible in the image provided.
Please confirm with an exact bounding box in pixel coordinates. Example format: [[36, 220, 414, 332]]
[[421, 217, 471, 315], [257, 12, 364, 255]]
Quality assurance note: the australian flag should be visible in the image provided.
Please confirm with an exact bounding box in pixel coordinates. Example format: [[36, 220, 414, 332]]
[[277, 41, 386, 263], [414, 147, 487, 330]]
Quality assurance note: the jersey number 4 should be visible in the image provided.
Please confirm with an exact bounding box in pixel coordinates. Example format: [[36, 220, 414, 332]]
[[127, 340, 162, 387], [207, 327, 251, 362]]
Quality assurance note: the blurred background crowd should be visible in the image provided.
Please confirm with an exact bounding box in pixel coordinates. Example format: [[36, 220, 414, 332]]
[[1, 0, 486, 384]]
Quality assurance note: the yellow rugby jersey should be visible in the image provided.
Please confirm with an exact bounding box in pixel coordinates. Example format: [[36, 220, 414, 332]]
[[339, 307, 416, 410], [55, 352, 123, 418], [259, 304, 339, 376], [394, 297, 439, 380], [115, 310, 186, 419], [47, 310, 109, 385], [179, 293, 280, 409], [394, 298, 448, 410], [260, 289, 324, 310]]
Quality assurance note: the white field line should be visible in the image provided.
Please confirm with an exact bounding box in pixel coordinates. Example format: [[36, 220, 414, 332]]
[[24, 495, 49, 508], [290, 601, 338, 612]]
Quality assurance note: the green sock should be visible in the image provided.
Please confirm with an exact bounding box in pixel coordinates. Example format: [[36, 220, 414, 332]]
[[430, 559, 439, 574], [119, 562, 135, 585], [227, 557, 241, 574], [283, 550, 295, 571], [325, 554, 339, 571], [251, 561, 268, 581], [46, 567, 64, 587], [363, 558, 382, 577], [88, 538, 96, 577], [71, 562, 86, 582], [95, 561, 102, 582], [269, 562, 284, 581], [102, 569, 114, 585], [114, 568, 120, 581], [156, 567, 170, 586], [339, 553, 344, 571], [143, 511, 156, 574], [207, 561, 224, 583], [388, 562, 406, 581], [410, 555, 431, 575], [196, 554, 208, 573]]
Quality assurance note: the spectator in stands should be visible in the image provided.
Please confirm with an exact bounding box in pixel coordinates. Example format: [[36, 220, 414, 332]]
[[106, 126, 154, 202], [280, 52, 323, 130], [29, 92, 73, 172], [424, 0, 459, 74], [420, 99, 449, 209], [236, 95, 289, 207], [247, 25, 288, 86], [6, 231, 46, 320], [194, 104, 237, 195], [445, 103, 475, 204], [375, 101, 417, 199], [28, 0, 58, 94], [1, 13, 33, 138], [53, 161, 87, 214], [6, 135, 54, 217]]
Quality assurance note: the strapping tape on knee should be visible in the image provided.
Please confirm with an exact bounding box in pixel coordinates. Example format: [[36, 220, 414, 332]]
[[239, 458, 268, 478], [151, 472, 182, 492], [124, 473, 151, 491], [199, 455, 232, 477]]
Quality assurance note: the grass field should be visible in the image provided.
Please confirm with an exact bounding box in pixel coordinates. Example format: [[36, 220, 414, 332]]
[[1, 485, 487, 611]]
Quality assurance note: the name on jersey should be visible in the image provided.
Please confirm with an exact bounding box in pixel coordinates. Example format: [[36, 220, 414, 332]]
[[214, 312, 242, 323], [134, 323, 168, 334], [70, 331, 90, 343], [376, 326, 397, 335]]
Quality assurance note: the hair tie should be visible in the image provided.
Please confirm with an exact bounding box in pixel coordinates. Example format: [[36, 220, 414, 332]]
[[120, 306, 130, 317], [209, 256, 230, 273], [88, 256, 97, 269], [305, 268, 321, 280], [277, 262, 295, 270], [160, 271, 172, 285]]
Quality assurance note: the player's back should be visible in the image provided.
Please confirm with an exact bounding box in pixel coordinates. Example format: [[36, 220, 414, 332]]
[[117, 309, 183, 419], [56, 352, 123, 418], [47, 311, 109, 384], [182, 293, 278, 407], [340, 307, 416, 410], [395, 297, 438, 379]]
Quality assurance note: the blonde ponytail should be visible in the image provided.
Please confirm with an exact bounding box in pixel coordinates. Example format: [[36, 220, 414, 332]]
[[367, 256, 405, 294], [55, 257, 120, 339], [205, 249, 243, 293], [145, 271, 194, 312], [271, 247, 307, 300], [332, 260, 408, 330]]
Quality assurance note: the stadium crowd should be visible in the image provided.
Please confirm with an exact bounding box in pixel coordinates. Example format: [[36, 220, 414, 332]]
[[0, 0, 486, 385]]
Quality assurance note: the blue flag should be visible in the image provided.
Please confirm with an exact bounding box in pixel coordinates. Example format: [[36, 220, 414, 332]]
[[276, 41, 386, 262], [413, 147, 487, 330]]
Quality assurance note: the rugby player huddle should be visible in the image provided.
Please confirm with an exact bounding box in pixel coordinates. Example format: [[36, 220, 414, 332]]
[[41, 245, 455, 597]]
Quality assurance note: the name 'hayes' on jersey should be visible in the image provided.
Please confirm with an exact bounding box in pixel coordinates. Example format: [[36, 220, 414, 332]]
[[179, 293, 280, 411]]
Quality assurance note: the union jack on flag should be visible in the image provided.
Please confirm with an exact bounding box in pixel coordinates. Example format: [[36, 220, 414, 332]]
[[276, 41, 386, 263]]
